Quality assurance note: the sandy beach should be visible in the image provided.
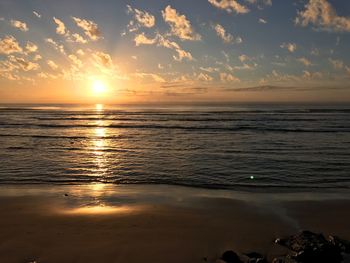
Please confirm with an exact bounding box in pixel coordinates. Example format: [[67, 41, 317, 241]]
[[1, 0, 350, 261], [0, 184, 349, 263]]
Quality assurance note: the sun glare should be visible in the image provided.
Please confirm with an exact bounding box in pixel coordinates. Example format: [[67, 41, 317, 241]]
[[92, 80, 108, 95], [95, 104, 104, 111]]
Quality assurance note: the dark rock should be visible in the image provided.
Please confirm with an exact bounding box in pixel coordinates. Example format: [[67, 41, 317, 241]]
[[274, 238, 281, 244], [276, 230, 343, 263], [272, 257, 298, 263], [272, 258, 284, 263], [64, 193, 69, 197], [244, 252, 267, 263], [276, 230, 328, 252], [221, 250, 242, 263], [244, 252, 263, 258], [329, 235, 350, 253]]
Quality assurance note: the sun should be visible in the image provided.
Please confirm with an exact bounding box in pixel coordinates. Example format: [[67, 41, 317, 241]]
[[92, 80, 108, 95]]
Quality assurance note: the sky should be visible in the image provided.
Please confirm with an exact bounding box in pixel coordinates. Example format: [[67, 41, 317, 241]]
[[0, 0, 350, 104]]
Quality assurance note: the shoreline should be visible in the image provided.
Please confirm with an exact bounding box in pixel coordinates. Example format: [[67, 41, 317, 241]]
[[1, 182, 350, 195], [1, 184, 350, 262]]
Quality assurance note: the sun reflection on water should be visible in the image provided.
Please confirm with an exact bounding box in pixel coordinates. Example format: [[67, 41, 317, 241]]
[[90, 183, 106, 193], [95, 104, 104, 111], [90, 104, 109, 177], [94, 127, 106, 155], [63, 205, 135, 215], [95, 125, 106, 135]]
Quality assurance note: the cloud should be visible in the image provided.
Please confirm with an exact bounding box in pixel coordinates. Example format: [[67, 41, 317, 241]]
[[208, 0, 249, 14], [47, 60, 59, 70], [200, 67, 219, 73], [329, 58, 344, 69], [297, 57, 312, 66], [280, 42, 297, 53], [135, 73, 166, 83], [221, 51, 230, 63], [10, 20, 28, 32], [259, 69, 327, 85], [53, 17, 66, 35], [197, 73, 213, 82], [76, 49, 85, 56], [68, 54, 83, 68], [0, 35, 23, 54], [70, 33, 87, 44], [134, 9, 155, 28], [214, 24, 234, 44], [9, 56, 39, 71], [0, 72, 19, 81], [156, 35, 180, 49], [239, 54, 249, 62], [157, 34, 193, 61], [33, 54, 42, 61], [259, 18, 267, 24], [93, 51, 113, 68], [214, 24, 243, 44], [231, 83, 348, 92], [0, 60, 18, 73], [25, 42, 38, 53], [302, 70, 323, 79], [134, 33, 193, 61], [156, 34, 193, 61], [134, 33, 157, 46], [295, 0, 350, 32], [33, 11, 41, 18], [45, 38, 66, 55], [52, 17, 89, 44], [127, 5, 155, 28], [232, 85, 292, 92], [0, 60, 20, 80], [234, 63, 255, 70], [267, 85, 341, 93], [245, 0, 272, 7], [173, 48, 193, 61], [220, 72, 240, 82], [72, 17, 101, 41], [345, 66, 350, 75], [161, 81, 189, 89], [162, 5, 201, 41], [235, 54, 257, 70]]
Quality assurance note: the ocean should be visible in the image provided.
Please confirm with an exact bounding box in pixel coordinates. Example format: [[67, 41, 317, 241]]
[[0, 104, 350, 190]]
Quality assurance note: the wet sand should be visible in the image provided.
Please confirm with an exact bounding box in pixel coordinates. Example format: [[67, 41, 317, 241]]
[[0, 184, 349, 263]]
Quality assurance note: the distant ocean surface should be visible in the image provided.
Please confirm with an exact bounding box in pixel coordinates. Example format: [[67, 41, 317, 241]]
[[1, 104, 350, 190]]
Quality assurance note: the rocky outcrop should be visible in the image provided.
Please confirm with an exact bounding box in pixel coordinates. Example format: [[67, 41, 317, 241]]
[[274, 230, 349, 263], [221, 250, 242, 263], [218, 231, 350, 263]]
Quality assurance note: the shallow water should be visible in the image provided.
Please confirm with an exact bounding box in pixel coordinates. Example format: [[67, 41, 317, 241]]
[[1, 104, 350, 190]]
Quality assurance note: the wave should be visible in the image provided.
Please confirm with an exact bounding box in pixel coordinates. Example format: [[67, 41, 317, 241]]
[[0, 134, 127, 139], [31, 117, 333, 122], [1, 122, 349, 133], [5, 146, 34, 150], [1, 107, 350, 114], [0, 179, 349, 191]]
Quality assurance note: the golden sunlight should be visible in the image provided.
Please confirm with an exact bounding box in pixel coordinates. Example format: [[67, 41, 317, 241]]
[[95, 104, 104, 111], [62, 205, 136, 215], [92, 80, 108, 95]]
